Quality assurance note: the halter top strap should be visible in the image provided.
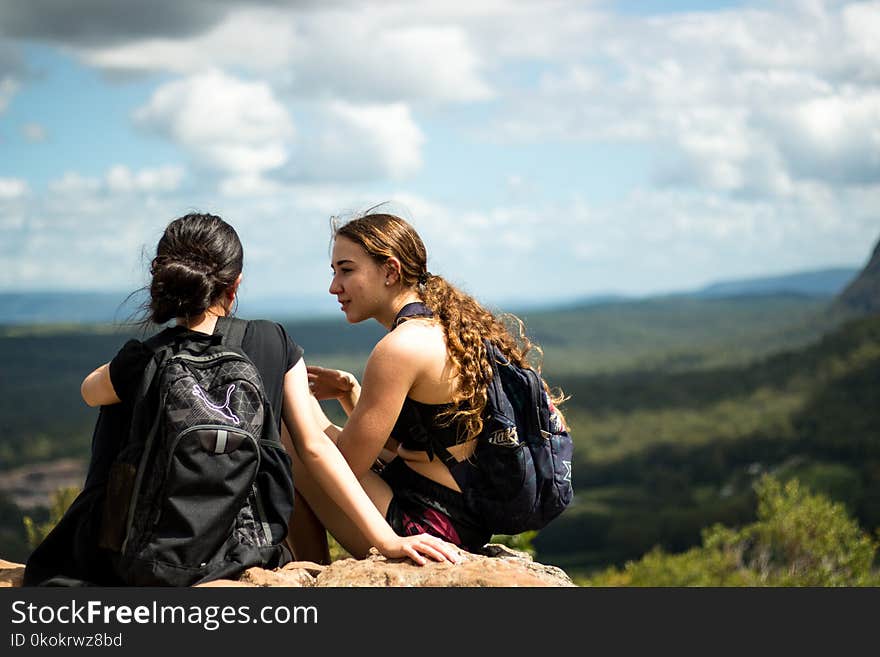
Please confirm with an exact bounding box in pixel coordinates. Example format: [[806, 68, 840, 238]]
[[391, 301, 433, 330]]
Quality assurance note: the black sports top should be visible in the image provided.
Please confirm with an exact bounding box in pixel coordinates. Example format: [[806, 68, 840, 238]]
[[388, 302, 463, 461], [391, 397, 461, 459]]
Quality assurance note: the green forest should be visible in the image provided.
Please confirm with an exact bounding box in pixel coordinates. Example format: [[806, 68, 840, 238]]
[[1, 290, 878, 585]]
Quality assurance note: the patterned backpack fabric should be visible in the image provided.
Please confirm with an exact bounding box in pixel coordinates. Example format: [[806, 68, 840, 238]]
[[98, 317, 294, 586]]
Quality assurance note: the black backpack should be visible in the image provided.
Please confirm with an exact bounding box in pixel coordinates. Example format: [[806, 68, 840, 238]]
[[394, 303, 574, 536], [97, 317, 294, 586]]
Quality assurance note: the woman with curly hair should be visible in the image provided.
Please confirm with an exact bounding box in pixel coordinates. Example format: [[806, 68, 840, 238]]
[[294, 209, 566, 561]]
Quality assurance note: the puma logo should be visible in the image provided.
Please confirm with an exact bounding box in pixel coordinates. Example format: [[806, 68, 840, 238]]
[[192, 384, 240, 425]]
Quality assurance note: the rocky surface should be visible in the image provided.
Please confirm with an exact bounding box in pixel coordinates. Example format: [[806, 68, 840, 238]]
[[310, 545, 574, 587], [1, 559, 25, 587], [2, 545, 574, 587]]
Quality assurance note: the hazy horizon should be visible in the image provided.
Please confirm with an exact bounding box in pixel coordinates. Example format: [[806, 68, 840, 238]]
[[0, 264, 861, 326]]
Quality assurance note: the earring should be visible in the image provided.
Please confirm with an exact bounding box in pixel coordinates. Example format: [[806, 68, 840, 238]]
[[385, 281, 390, 286]]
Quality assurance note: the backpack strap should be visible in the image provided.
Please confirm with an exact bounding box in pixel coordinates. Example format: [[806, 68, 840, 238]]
[[128, 343, 172, 445], [391, 302, 433, 330], [484, 339, 544, 436], [483, 339, 518, 430], [214, 316, 249, 347]]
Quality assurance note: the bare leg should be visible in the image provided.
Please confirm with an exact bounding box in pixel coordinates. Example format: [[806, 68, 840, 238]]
[[286, 444, 393, 559], [280, 423, 331, 562], [281, 420, 395, 559], [288, 488, 329, 563]]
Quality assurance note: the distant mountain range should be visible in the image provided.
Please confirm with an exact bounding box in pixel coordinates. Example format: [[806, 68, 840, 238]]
[[693, 267, 859, 299], [565, 266, 860, 311], [0, 291, 337, 326], [0, 266, 861, 326]]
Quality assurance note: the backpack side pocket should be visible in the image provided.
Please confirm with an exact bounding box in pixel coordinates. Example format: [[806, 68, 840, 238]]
[[251, 436, 294, 547]]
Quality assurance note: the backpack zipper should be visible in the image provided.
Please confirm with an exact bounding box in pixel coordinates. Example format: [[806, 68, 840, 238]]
[[169, 351, 252, 366], [251, 483, 272, 545]]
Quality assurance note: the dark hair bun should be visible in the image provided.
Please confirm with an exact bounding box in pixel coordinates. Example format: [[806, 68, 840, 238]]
[[145, 213, 243, 325], [149, 260, 215, 324]]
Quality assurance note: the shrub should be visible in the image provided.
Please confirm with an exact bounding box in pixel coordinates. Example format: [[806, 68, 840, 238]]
[[585, 475, 879, 586]]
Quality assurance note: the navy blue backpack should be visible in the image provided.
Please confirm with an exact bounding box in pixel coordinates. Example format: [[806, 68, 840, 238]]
[[395, 303, 574, 536], [451, 340, 574, 535]]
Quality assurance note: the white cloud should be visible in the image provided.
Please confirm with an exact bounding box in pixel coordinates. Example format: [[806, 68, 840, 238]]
[[218, 173, 284, 198], [768, 90, 880, 183], [132, 71, 426, 189], [0, 177, 28, 199], [3, 177, 877, 303], [357, 183, 878, 302], [105, 164, 185, 194], [48, 171, 101, 195], [492, 1, 880, 194], [37, 1, 880, 197], [0, 180, 362, 296], [842, 2, 880, 77], [76, 5, 492, 104], [297, 101, 425, 181], [0, 75, 17, 113], [80, 8, 299, 75], [133, 69, 294, 180], [20, 122, 46, 142], [0, 195, 175, 291], [48, 165, 185, 196], [283, 20, 492, 103], [3, 0, 877, 300]]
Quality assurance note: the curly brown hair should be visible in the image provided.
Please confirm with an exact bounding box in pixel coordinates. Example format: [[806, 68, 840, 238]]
[[333, 211, 566, 442]]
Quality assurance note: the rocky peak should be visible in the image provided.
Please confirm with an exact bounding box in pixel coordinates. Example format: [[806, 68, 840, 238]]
[[834, 235, 880, 316]]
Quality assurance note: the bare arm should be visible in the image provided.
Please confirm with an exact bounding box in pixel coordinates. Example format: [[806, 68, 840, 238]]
[[332, 334, 422, 478], [282, 359, 458, 564], [306, 393, 342, 442], [81, 363, 121, 407], [307, 354, 405, 468]]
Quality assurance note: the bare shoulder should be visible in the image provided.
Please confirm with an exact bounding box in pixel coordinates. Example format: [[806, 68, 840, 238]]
[[369, 320, 456, 402], [371, 319, 446, 365]]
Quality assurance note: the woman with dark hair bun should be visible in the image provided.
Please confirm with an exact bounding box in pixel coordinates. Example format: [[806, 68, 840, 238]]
[[293, 209, 567, 560], [24, 212, 459, 586]]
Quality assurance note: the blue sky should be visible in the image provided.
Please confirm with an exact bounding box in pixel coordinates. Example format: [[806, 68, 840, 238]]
[[1, 0, 878, 314]]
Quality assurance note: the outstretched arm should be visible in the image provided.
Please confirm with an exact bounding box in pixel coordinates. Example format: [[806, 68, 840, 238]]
[[307, 365, 360, 416], [306, 365, 398, 461], [282, 359, 459, 565]]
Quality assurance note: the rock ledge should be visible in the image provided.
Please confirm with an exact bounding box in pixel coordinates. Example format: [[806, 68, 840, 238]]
[[1, 546, 574, 588]]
